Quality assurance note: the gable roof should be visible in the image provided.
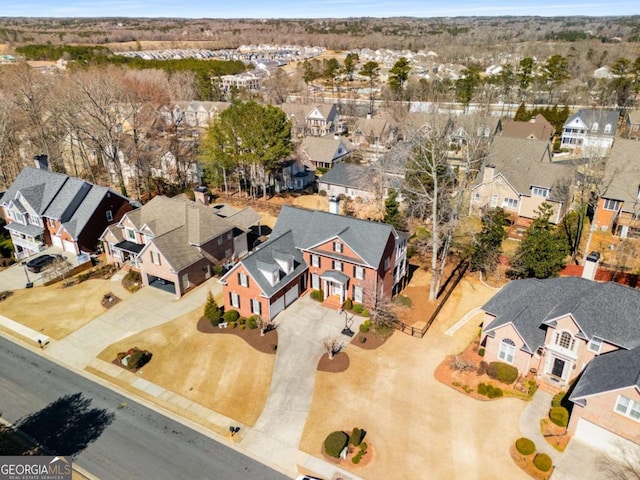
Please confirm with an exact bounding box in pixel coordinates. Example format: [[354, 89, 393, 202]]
[[483, 136, 574, 198], [564, 109, 619, 136], [600, 138, 640, 208], [61, 185, 115, 240], [272, 205, 396, 268], [500, 114, 555, 141], [483, 277, 640, 352], [354, 115, 397, 138], [300, 136, 351, 163], [318, 162, 375, 192], [227, 230, 307, 298], [628, 110, 640, 125], [569, 346, 640, 402], [1, 167, 69, 215]]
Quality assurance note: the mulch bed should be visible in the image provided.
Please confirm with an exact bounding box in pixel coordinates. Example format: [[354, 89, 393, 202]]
[[322, 439, 374, 468], [540, 418, 571, 451], [509, 444, 553, 480], [317, 352, 349, 372], [196, 316, 278, 354], [110, 358, 143, 374], [101, 292, 121, 309], [350, 331, 388, 350]]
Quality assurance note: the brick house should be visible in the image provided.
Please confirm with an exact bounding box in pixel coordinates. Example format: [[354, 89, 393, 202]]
[[0, 165, 132, 260], [101, 195, 249, 298], [219, 204, 408, 321]]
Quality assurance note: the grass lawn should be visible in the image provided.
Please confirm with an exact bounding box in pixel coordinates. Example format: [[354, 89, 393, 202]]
[[95, 307, 275, 427], [0, 279, 112, 339]]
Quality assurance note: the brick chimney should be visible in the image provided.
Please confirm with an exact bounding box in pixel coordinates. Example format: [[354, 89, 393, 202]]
[[193, 186, 209, 205]]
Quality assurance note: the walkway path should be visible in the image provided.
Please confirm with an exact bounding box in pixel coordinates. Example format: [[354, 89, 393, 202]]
[[444, 306, 482, 336], [519, 390, 563, 463]]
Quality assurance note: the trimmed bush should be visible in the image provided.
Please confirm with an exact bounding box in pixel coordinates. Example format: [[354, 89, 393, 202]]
[[486, 385, 503, 398], [361, 309, 370, 317], [222, 309, 240, 323], [477, 361, 487, 376], [353, 303, 364, 314], [228, 321, 236, 329], [551, 391, 566, 408], [528, 379, 538, 396], [549, 406, 569, 427], [478, 347, 485, 356], [477, 383, 488, 395], [359, 320, 371, 334], [486, 361, 519, 384], [246, 315, 259, 329], [324, 431, 349, 458], [344, 298, 353, 310], [350, 427, 362, 446], [310, 289, 324, 301], [126, 348, 152, 370], [515, 437, 536, 455], [533, 453, 553, 472]]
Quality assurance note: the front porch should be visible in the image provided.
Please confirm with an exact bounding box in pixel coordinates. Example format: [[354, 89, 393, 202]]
[[6, 223, 46, 260], [319, 270, 349, 310]]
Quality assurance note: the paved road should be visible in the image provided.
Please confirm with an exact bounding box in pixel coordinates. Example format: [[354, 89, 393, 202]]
[[0, 336, 289, 480]]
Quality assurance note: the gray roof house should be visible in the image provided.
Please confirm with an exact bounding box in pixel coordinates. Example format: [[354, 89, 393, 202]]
[[561, 109, 619, 152], [299, 136, 352, 170]]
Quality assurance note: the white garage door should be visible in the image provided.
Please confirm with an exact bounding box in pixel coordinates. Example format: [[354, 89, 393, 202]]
[[574, 418, 639, 457], [270, 295, 285, 320], [284, 284, 299, 306], [51, 236, 63, 248], [63, 240, 77, 254]]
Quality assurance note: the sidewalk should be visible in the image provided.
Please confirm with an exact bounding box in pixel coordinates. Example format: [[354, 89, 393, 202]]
[[0, 313, 50, 346], [519, 390, 563, 463]]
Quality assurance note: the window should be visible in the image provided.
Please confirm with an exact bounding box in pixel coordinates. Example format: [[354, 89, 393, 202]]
[[333, 241, 343, 253], [531, 187, 549, 198], [615, 396, 640, 421], [225, 248, 232, 258], [217, 236, 223, 246], [106, 210, 113, 222], [384, 257, 390, 271], [227, 232, 233, 240], [502, 198, 518, 209], [354, 266, 364, 280], [311, 273, 320, 289], [603, 199, 621, 211], [353, 285, 364, 303], [498, 338, 516, 364], [126, 229, 136, 240], [491, 195, 499, 207], [604, 124, 612, 134], [238, 272, 249, 287], [333, 260, 343, 272], [588, 337, 603, 354], [473, 191, 481, 201], [556, 331, 575, 351], [311, 255, 320, 268], [591, 122, 599, 133], [251, 299, 261, 315], [230, 292, 240, 308], [151, 250, 161, 266]]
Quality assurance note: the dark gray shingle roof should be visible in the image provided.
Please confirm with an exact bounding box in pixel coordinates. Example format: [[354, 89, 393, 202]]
[[0, 167, 67, 214], [318, 163, 374, 191], [564, 109, 619, 136], [601, 138, 640, 208]]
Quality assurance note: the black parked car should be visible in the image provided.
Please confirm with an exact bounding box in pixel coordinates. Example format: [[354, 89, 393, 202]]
[[25, 254, 59, 273]]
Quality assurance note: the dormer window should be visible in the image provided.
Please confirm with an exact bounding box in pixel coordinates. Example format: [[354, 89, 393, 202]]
[[591, 122, 598, 133], [126, 228, 136, 241], [604, 124, 612, 134], [588, 336, 602, 354], [531, 187, 550, 198]]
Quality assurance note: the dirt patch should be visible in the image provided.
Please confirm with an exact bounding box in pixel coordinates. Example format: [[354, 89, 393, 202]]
[[321, 438, 374, 469], [101, 292, 121, 309], [540, 418, 571, 452], [317, 352, 349, 372], [196, 316, 278, 354], [351, 331, 387, 350], [510, 444, 553, 480]]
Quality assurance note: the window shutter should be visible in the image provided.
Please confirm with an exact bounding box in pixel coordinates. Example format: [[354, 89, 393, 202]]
[[258, 301, 262, 314], [353, 265, 357, 276], [237, 273, 241, 284], [229, 292, 232, 305]]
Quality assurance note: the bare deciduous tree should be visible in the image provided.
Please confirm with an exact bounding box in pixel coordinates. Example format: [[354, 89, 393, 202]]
[[321, 336, 344, 360]]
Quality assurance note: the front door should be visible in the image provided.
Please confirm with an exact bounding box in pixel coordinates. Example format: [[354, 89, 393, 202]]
[[333, 282, 343, 300], [551, 357, 565, 378]]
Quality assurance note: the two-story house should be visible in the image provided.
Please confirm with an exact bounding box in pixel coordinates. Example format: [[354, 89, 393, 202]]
[[0, 165, 132, 260], [101, 195, 242, 297], [470, 136, 573, 226], [500, 114, 555, 141], [626, 110, 640, 140], [219, 204, 408, 321], [279, 103, 340, 138], [299, 135, 352, 170], [592, 139, 640, 237], [561, 109, 619, 152]]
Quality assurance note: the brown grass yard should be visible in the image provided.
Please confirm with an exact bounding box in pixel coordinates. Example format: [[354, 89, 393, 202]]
[[95, 307, 275, 427], [0, 280, 113, 339]]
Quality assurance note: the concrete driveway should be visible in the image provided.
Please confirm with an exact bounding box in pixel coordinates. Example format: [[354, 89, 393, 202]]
[[0, 247, 82, 292], [45, 277, 220, 369], [241, 295, 363, 472]]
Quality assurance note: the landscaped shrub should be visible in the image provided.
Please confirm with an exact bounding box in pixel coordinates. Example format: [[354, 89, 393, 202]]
[[477, 383, 488, 396], [361, 309, 370, 317], [310, 289, 324, 301], [324, 431, 349, 458], [352, 303, 364, 314], [515, 437, 536, 455], [528, 379, 538, 396], [126, 348, 152, 370], [344, 298, 353, 310], [477, 361, 487, 376], [350, 427, 363, 447], [319, 190, 327, 196], [246, 315, 259, 329], [393, 295, 413, 308], [478, 347, 485, 356], [549, 406, 569, 427], [222, 309, 239, 323], [486, 361, 519, 384], [551, 391, 566, 408], [486, 385, 503, 398], [228, 321, 236, 329], [359, 320, 371, 334], [204, 291, 222, 326], [533, 453, 553, 472]]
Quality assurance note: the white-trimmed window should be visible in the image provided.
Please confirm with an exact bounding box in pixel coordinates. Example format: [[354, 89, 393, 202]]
[[227, 231, 233, 240], [591, 122, 599, 133], [353, 285, 364, 303], [251, 298, 261, 315], [384, 257, 390, 271], [354, 265, 364, 280], [498, 338, 516, 364], [238, 272, 249, 287], [311, 254, 320, 268], [333, 260, 343, 272], [603, 199, 621, 211], [126, 228, 136, 240], [151, 250, 161, 266], [333, 241, 343, 253], [230, 292, 240, 308], [217, 236, 223, 246], [555, 331, 575, 351], [502, 198, 518, 209], [588, 336, 603, 354], [604, 123, 612, 134], [531, 187, 549, 198], [614, 395, 640, 421], [106, 210, 113, 222], [491, 195, 499, 207], [311, 273, 320, 289]]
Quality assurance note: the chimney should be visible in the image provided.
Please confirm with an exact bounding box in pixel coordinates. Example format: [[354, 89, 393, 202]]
[[333, 133, 340, 140], [33, 154, 49, 170], [329, 195, 340, 214], [366, 113, 372, 120], [193, 185, 209, 205], [481, 164, 495, 185], [582, 251, 600, 281]]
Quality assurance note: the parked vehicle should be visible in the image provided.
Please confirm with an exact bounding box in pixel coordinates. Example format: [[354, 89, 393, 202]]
[[25, 254, 60, 273]]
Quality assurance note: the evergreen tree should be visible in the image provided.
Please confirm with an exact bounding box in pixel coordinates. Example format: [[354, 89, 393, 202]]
[[470, 208, 508, 273], [508, 204, 569, 279], [204, 291, 222, 325], [513, 102, 529, 121], [384, 189, 405, 230]]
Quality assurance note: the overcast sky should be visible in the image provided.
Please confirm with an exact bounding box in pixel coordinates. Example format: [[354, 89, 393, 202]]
[[1, 1, 639, 18]]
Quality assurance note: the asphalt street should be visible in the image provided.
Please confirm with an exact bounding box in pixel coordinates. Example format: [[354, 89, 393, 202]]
[[0, 336, 289, 480]]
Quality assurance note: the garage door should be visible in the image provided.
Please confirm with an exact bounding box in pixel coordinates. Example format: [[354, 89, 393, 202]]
[[63, 240, 77, 254], [51, 236, 63, 248], [573, 418, 640, 457], [284, 284, 299, 306], [270, 295, 285, 320]]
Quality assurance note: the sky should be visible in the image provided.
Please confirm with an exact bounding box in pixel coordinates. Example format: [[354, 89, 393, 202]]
[[1, 1, 639, 19]]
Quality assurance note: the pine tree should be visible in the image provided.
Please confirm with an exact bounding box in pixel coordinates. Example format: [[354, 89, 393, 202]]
[[470, 208, 508, 273], [384, 189, 405, 230], [204, 291, 222, 325], [513, 102, 529, 121]]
